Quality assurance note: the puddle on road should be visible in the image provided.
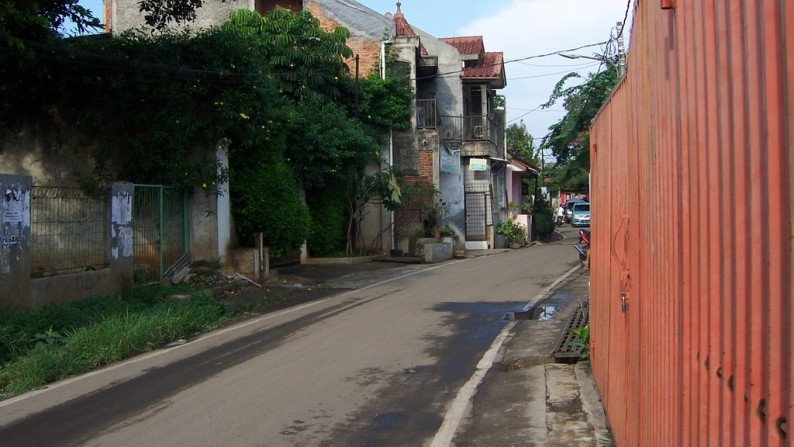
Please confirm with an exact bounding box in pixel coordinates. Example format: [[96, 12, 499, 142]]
[[504, 306, 559, 321]]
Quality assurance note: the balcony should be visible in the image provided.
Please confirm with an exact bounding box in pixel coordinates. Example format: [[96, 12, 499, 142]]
[[438, 115, 500, 145], [416, 99, 438, 129], [414, 101, 504, 154]]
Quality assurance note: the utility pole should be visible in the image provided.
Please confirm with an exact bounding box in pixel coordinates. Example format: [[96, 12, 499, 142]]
[[354, 54, 360, 116], [616, 22, 626, 76]]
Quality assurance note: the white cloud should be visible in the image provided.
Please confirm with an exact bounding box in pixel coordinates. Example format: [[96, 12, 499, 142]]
[[459, 0, 632, 139]]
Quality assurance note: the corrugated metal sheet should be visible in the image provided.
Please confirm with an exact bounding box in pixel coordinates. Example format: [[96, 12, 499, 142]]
[[589, 1, 792, 446]]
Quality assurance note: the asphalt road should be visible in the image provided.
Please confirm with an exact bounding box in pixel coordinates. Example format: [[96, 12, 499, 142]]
[[0, 236, 581, 447]]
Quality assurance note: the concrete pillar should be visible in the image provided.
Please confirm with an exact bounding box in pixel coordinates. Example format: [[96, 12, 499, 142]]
[[216, 141, 231, 263], [110, 182, 134, 290], [0, 175, 32, 307]]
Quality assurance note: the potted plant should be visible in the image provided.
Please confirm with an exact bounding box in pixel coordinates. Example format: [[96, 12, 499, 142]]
[[497, 219, 527, 249], [423, 202, 446, 239], [495, 221, 510, 248], [506, 222, 528, 248]]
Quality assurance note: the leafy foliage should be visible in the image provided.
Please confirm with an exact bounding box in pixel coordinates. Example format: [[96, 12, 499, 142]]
[[506, 121, 537, 164], [0, 0, 101, 48], [540, 62, 618, 190], [60, 30, 286, 188], [222, 9, 351, 100], [286, 93, 376, 190], [344, 165, 403, 255], [569, 324, 590, 358], [357, 73, 413, 133], [531, 199, 555, 241], [306, 184, 348, 257], [231, 156, 310, 256], [496, 219, 527, 247], [138, 0, 204, 30], [2, 6, 412, 255]]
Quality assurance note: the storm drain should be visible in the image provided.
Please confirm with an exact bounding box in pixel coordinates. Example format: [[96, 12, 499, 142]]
[[552, 304, 589, 362], [504, 306, 559, 321]]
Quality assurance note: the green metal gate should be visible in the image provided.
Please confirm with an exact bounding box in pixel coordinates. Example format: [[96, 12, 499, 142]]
[[132, 185, 189, 283]]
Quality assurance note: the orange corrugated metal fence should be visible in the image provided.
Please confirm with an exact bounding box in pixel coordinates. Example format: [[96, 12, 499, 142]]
[[589, 1, 792, 446]]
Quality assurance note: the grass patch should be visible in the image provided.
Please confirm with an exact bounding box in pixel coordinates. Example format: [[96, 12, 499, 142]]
[[0, 287, 229, 400]]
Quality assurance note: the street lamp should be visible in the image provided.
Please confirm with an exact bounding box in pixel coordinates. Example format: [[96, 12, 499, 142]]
[[558, 53, 623, 77], [558, 22, 627, 77]]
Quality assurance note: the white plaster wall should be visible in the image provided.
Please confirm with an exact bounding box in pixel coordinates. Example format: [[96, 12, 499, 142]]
[[108, 0, 247, 34]]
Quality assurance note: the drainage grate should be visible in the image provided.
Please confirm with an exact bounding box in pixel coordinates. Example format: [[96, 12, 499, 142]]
[[552, 305, 589, 362]]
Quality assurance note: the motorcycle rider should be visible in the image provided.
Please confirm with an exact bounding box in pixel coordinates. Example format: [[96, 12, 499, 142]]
[[556, 204, 565, 225]]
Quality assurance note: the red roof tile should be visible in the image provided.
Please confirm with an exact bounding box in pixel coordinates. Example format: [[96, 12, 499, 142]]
[[393, 3, 416, 37], [392, 2, 427, 55], [439, 36, 485, 56], [462, 52, 504, 79]]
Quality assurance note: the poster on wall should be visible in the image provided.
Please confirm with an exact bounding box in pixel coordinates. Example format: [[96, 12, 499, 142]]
[[440, 144, 460, 174], [0, 181, 31, 275]]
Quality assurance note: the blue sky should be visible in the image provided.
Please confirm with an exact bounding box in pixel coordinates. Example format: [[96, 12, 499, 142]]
[[76, 0, 633, 140]]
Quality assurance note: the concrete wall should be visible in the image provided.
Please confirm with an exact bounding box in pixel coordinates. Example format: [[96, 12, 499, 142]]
[[0, 175, 32, 306], [413, 29, 464, 118], [105, 0, 394, 78], [105, 0, 245, 34], [30, 270, 113, 307], [1, 128, 97, 187], [0, 180, 134, 308]]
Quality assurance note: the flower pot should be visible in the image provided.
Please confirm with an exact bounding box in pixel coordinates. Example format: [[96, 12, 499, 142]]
[[494, 234, 507, 249]]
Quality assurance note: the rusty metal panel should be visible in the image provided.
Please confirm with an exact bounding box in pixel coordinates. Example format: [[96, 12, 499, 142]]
[[589, 1, 792, 446]]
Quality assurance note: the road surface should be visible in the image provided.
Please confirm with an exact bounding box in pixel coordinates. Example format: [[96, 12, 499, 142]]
[[0, 239, 580, 447]]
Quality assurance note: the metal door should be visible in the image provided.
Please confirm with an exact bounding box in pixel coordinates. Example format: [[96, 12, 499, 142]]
[[132, 185, 188, 283], [464, 191, 491, 241]]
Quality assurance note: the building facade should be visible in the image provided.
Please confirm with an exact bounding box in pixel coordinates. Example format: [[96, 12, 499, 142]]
[[104, 0, 510, 251]]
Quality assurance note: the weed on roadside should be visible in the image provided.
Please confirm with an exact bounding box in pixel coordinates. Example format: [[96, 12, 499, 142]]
[[0, 290, 228, 400]]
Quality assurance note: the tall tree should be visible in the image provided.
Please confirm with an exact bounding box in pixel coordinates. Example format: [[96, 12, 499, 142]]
[[506, 121, 538, 165], [540, 61, 618, 190], [0, 0, 101, 47]]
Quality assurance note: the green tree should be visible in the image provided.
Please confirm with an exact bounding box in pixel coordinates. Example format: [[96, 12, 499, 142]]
[[222, 9, 352, 100], [506, 121, 537, 164], [540, 61, 618, 190], [1, 6, 412, 256], [0, 0, 101, 48]]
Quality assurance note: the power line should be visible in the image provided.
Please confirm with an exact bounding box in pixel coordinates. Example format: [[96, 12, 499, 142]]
[[507, 63, 599, 81], [412, 40, 608, 81]]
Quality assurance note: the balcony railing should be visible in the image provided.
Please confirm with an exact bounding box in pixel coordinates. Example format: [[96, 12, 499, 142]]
[[438, 115, 500, 144], [416, 99, 437, 129]]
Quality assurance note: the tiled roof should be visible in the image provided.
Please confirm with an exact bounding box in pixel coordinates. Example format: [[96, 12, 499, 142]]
[[440, 36, 503, 80], [462, 52, 504, 79], [392, 2, 428, 56], [439, 36, 485, 56], [393, 3, 415, 37]]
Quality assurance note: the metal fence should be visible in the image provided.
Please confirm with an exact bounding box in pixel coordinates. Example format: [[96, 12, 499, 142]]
[[416, 98, 437, 129], [132, 185, 188, 283], [589, 1, 792, 446], [438, 115, 499, 144], [29, 186, 109, 276]]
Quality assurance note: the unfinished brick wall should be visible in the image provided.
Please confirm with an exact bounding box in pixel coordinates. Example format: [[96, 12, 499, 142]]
[[306, 2, 382, 76]]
